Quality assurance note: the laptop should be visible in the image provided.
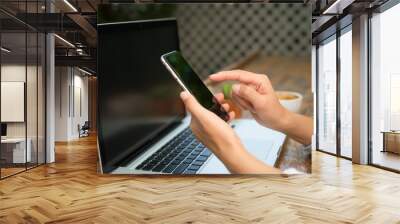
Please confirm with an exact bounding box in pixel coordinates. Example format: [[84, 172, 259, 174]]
[[97, 19, 285, 174]]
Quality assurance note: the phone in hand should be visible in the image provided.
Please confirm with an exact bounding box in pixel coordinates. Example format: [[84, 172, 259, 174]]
[[161, 51, 230, 121]]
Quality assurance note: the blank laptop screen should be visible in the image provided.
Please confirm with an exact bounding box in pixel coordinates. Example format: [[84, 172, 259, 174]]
[[97, 19, 185, 173]]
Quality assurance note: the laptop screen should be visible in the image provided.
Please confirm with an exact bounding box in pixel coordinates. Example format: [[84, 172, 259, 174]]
[[1, 123, 7, 137], [97, 19, 185, 173]]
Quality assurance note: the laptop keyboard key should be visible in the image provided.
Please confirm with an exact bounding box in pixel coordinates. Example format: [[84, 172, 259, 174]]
[[192, 161, 203, 166], [187, 155, 196, 159], [192, 151, 201, 156], [180, 151, 190, 157], [183, 169, 197, 174], [188, 165, 201, 171], [152, 164, 166, 172], [183, 158, 194, 164], [201, 150, 212, 157], [163, 164, 178, 173], [196, 155, 208, 162], [136, 127, 211, 174], [172, 163, 190, 174], [142, 164, 153, 171], [171, 159, 180, 165]]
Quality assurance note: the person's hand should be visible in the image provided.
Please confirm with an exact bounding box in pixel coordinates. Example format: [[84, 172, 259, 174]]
[[180, 91, 241, 156], [180, 91, 281, 174], [209, 70, 289, 132], [210, 70, 313, 145]]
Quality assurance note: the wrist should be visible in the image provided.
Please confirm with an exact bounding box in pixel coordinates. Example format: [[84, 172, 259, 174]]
[[216, 141, 248, 171], [214, 135, 245, 159], [275, 108, 295, 134]]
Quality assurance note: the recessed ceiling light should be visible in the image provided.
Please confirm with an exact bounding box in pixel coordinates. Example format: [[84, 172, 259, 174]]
[[78, 67, 93, 76], [1, 47, 11, 53], [54, 34, 75, 48], [63, 0, 78, 12], [322, 0, 354, 15]]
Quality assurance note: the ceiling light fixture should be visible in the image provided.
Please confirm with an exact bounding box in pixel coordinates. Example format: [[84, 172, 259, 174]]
[[78, 67, 93, 76], [76, 48, 85, 55], [54, 34, 75, 48], [323, 0, 354, 15], [1, 47, 11, 53], [63, 0, 78, 12]]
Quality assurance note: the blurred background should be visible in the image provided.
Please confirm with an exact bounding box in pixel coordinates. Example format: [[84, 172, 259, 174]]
[[99, 4, 310, 77], [98, 3, 312, 173], [99, 3, 312, 115]]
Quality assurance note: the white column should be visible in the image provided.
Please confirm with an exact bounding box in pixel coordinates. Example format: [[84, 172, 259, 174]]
[[311, 45, 317, 150], [46, 32, 55, 163], [352, 14, 369, 164], [45, 0, 56, 163]]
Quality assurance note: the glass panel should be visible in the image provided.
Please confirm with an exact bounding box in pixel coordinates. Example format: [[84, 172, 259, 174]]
[[0, 1, 46, 178], [317, 36, 337, 154], [38, 32, 45, 165], [1, 29, 28, 177], [339, 29, 352, 158], [371, 3, 400, 171], [26, 0, 39, 169], [27, 30, 38, 169]]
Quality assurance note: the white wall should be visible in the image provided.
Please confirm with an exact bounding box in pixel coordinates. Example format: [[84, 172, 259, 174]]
[[55, 67, 89, 141], [1, 65, 39, 138], [1, 64, 46, 163], [55, 66, 70, 141], [1, 65, 27, 140], [73, 73, 89, 136]]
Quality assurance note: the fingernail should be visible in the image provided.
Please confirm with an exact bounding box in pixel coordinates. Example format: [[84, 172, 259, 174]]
[[232, 84, 240, 95], [180, 91, 189, 99]]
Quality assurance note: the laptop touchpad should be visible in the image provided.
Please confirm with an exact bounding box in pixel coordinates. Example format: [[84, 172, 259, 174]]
[[241, 139, 273, 163]]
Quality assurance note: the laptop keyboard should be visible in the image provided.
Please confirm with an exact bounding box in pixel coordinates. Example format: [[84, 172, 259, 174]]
[[136, 128, 212, 174]]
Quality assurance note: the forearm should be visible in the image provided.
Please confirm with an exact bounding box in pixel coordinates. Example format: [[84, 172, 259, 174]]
[[213, 143, 281, 174], [279, 111, 313, 146]]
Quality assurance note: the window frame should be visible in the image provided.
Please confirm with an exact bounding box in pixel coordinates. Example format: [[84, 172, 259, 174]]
[[0, 2, 48, 180], [315, 21, 353, 160], [367, 0, 400, 173]]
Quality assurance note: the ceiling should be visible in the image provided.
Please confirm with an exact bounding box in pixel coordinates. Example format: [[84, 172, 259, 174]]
[[0, 0, 392, 73]]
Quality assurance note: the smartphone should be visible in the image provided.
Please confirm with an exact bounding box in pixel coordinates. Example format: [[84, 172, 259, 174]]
[[161, 51, 230, 121]]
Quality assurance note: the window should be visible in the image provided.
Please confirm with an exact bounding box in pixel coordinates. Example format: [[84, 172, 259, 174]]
[[339, 27, 352, 158], [0, 2, 47, 179], [370, 2, 400, 171], [316, 25, 353, 159], [317, 36, 337, 154]]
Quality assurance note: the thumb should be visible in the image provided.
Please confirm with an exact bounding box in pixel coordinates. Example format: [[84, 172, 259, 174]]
[[180, 91, 204, 116], [232, 84, 260, 106]]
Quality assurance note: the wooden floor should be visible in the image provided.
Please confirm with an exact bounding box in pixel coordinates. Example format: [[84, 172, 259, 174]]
[[0, 167, 26, 178], [372, 150, 400, 171], [1, 136, 400, 223]]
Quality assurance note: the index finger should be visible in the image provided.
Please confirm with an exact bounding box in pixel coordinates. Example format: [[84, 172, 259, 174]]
[[209, 70, 263, 86]]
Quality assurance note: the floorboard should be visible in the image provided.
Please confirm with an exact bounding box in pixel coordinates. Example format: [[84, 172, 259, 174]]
[[1, 135, 400, 224]]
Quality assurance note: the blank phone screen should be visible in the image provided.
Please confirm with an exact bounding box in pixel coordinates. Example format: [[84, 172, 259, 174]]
[[163, 51, 229, 121]]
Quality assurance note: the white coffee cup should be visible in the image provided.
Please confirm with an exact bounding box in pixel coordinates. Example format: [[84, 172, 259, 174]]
[[276, 91, 303, 113]]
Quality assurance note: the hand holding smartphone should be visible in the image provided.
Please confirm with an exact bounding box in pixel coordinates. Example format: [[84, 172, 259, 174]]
[[161, 51, 230, 121]]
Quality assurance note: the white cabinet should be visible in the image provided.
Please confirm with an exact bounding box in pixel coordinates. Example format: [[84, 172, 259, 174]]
[[1, 138, 32, 163]]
